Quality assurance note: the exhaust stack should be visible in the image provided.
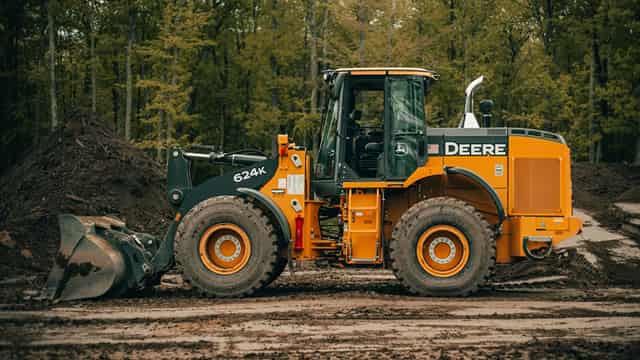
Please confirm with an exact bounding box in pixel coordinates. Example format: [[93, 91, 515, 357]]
[[459, 75, 483, 128]]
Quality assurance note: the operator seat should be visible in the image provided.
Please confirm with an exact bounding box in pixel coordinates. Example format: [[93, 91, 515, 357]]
[[358, 129, 384, 178]]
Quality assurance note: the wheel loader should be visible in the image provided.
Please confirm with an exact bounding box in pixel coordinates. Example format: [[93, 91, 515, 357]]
[[46, 67, 583, 301]]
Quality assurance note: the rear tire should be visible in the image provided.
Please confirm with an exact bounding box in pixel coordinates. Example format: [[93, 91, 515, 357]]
[[389, 197, 495, 296], [174, 196, 280, 297]]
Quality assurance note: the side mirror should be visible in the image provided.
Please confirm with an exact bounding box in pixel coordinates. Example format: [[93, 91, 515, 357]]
[[350, 110, 362, 121], [479, 99, 494, 128]]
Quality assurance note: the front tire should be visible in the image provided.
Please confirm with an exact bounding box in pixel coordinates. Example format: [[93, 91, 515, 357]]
[[174, 196, 280, 297], [389, 197, 495, 296]]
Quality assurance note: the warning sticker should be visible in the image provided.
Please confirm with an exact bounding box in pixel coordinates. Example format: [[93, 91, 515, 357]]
[[287, 175, 305, 195]]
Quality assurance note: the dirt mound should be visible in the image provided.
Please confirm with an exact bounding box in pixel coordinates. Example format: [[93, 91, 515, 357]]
[[572, 162, 640, 226], [0, 111, 172, 284], [619, 186, 640, 203]]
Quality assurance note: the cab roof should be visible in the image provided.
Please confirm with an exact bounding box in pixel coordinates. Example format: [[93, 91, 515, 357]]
[[333, 67, 439, 79]]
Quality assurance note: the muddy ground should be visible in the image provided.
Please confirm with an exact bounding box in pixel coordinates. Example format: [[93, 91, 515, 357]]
[[1, 113, 639, 358], [0, 212, 639, 359], [2, 207, 640, 359], [1, 268, 640, 359]]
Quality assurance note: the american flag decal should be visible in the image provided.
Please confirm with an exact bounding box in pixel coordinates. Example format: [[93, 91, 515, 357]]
[[428, 143, 440, 154]]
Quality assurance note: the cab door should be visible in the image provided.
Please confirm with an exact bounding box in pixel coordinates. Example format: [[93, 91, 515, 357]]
[[312, 74, 344, 197], [384, 76, 428, 179]]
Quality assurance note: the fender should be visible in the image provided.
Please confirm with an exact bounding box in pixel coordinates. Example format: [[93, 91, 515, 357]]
[[444, 166, 505, 224], [237, 187, 291, 246]]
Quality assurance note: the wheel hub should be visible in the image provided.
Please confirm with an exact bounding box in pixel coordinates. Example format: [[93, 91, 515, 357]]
[[428, 237, 456, 264], [214, 235, 242, 262], [198, 223, 251, 275]]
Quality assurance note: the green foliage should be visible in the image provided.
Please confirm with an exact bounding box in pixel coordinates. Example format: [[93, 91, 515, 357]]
[[1, 0, 639, 169], [136, 1, 212, 155]]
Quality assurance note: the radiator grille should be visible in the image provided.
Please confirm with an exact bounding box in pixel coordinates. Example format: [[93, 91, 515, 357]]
[[514, 158, 561, 213]]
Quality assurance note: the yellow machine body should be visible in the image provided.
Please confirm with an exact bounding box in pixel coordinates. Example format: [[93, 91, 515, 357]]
[[190, 67, 583, 297], [261, 132, 582, 265]]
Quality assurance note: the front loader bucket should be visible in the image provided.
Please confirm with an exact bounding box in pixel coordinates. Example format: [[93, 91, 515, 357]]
[[45, 215, 157, 302]]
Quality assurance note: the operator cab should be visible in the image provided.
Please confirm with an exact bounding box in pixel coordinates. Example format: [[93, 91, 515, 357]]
[[314, 67, 437, 196]]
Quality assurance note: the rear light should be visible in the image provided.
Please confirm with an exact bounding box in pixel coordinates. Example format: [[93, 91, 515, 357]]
[[279, 144, 288, 157], [294, 215, 304, 250]]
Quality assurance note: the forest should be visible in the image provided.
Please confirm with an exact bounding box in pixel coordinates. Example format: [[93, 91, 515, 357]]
[[1, 0, 639, 172]]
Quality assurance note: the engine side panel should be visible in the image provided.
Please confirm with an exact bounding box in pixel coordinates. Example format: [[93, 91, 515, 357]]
[[397, 129, 582, 263]]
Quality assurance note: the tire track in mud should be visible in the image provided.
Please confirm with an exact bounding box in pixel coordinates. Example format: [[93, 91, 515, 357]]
[[2, 295, 640, 358], [2, 269, 640, 359]]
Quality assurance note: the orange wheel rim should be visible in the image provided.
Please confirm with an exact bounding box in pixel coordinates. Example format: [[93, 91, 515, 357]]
[[198, 223, 251, 275], [416, 225, 470, 277]]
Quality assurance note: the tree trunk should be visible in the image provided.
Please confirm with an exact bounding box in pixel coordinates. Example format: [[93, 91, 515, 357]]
[[270, 0, 280, 109], [634, 137, 640, 165], [37, 2, 49, 143], [448, 0, 455, 61], [589, 35, 596, 163], [220, 44, 229, 150], [543, 0, 554, 57], [125, 6, 135, 141], [387, 0, 396, 63], [307, 0, 319, 150], [35, 56, 42, 145], [87, 0, 97, 117], [157, 111, 164, 162], [137, 63, 144, 126], [309, 0, 318, 115], [70, 57, 75, 107], [167, 48, 178, 146], [357, 3, 367, 65], [158, 66, 167, 162], [356, 2, 368, 115], [60, 39, 66, 119], [90, 26, 96, 115], [596, 8, 609, 164], [313, 0, 329, 154], [48, 0, 57, 130], [320, 0, 329, 71], [112, 59, 120, 133], [589, 17, 605, 164]]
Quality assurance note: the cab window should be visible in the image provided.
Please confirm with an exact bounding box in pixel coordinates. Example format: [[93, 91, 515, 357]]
[[315, 98, 339, 178], [386, 76, 426, 179]]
